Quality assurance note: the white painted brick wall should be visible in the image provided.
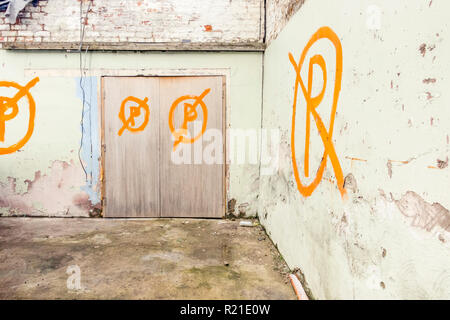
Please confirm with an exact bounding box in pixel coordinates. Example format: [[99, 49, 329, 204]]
[[266, 0, 305, 44], [0, 0, 264, 45]]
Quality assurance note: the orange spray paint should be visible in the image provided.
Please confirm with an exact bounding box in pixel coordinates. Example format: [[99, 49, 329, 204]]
[[289, 27, 346, 198], [169, 88, 210, 151], [118, 96, 150, 136], [0, 77, 39, 155]]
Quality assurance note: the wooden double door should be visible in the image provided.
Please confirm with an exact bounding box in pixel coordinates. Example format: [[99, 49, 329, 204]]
[[102, 76, 224, 218]]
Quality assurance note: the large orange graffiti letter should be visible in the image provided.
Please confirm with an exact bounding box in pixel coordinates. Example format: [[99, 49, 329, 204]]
[[289, 27, 346, 198]]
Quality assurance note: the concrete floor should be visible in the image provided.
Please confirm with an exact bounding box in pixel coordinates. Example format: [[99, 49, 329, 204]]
[[0, 217, 295, 299]]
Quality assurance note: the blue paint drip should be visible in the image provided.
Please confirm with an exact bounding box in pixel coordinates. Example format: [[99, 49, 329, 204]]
[[75, 76, 101, 205]]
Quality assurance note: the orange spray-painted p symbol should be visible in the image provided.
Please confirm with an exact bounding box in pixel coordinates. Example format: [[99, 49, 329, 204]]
[[168, 88, 210, 151], [118, 96, 150, 136]]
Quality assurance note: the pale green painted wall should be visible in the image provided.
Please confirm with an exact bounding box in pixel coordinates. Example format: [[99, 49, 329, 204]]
[[259, 0, 450, 299], [0, 50, 263, 217]]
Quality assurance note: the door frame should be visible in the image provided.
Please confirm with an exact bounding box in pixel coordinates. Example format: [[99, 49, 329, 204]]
[[100, 69, 229, 218]]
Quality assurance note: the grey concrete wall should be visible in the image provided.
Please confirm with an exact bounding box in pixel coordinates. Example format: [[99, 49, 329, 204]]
[[259, 0, 450, 299]]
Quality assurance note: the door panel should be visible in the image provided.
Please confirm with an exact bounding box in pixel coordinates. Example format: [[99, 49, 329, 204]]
[[159, 76, 224, 218], [103, 77, 160, 217], [102, 76, 224, 218]]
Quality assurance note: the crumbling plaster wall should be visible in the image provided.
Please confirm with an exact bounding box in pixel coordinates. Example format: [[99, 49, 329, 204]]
[[0, 50, 263, 217], [0, 0, 264, 45], [259, 0, 450, 299]]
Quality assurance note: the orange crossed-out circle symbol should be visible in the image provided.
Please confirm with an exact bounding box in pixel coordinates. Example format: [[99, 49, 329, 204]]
[[118, 96, 150, 136], [0, 77, 39, 155], [168, 88, 210, 151], [289, 27, 347, 198]]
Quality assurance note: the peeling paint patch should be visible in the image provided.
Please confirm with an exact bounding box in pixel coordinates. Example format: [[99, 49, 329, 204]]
[[395, 191, 450, 234], [419, 43, 427, 56], [419, 43, 436, 57], [425, 92, 434, 100], [0, 160, 92, 217], [387, 161, 393, 178], [24, 171, 42, 192], [436, 157, 448, 169], [423, 78, 437, 84]]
